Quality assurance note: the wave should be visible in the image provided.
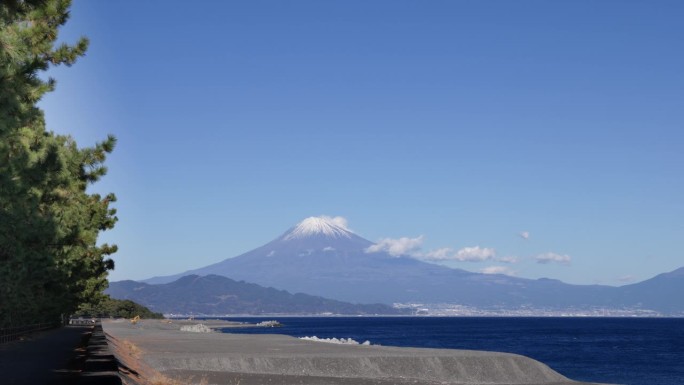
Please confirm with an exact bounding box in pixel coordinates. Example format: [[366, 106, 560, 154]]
[[299, 336, 371, 345]]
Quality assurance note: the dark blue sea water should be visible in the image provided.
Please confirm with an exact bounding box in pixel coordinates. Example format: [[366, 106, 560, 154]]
[[216, 317, 684, 385]]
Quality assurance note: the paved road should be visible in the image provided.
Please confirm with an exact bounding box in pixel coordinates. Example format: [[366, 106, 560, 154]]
[[0, 325, 91, 385]]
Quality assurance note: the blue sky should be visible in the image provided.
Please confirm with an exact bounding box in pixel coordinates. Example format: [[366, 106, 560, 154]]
[[41, 1, 683, 285]]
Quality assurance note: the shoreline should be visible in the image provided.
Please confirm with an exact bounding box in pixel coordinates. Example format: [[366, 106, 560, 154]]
[[102, 319, 613, 385], [167, 314, 683, 319]]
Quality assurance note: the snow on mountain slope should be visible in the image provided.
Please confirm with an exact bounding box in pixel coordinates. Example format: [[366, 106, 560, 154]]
[[283, 216, 354, 240]]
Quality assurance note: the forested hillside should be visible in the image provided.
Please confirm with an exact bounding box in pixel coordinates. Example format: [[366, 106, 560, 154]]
[[73, 296, 164, 319]]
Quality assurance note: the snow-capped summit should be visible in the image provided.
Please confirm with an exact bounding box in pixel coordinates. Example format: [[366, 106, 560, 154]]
[[283, 216, 355, 240]]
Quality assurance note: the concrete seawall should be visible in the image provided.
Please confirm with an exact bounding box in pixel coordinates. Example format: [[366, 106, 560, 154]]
[[102, 319, 612, 385]]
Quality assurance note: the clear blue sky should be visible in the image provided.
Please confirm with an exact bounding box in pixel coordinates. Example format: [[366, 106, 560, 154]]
[[41, 0, 683, 285]]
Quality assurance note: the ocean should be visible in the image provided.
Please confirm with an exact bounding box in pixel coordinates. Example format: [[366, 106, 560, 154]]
[[217, 317, 684, 385]]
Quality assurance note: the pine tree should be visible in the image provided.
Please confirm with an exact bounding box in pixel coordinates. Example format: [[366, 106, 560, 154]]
[[1, 0, 117, 327]]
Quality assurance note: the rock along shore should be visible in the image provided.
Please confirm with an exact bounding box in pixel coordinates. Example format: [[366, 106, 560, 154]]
[[101, 319, 613, 385]]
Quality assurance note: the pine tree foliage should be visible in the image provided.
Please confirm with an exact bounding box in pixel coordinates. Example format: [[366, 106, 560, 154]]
[[74, 296, 164, 320], [1, 0, 117, 327]]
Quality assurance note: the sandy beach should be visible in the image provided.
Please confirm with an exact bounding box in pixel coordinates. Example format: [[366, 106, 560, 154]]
[[100, 319, 612, 385]]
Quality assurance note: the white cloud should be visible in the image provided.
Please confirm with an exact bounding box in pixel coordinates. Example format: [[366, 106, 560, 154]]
[[519, 231, 530, 240], [323, 246, 335, 252], [480, 266, 516, 276], [535, 252, 571, 265], [454, 246, 497, 261], [366, 234, 498, 263], [365, 236, 424, 257], [266, 250, 275, 257], [421, 247, 455, 260], [322, 215, 349, 230], [420, 246, 496, 262], [496, 256, 519, 264]]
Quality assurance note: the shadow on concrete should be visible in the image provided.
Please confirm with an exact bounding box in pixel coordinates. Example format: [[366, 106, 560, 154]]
[[0, 323, 123, 385]]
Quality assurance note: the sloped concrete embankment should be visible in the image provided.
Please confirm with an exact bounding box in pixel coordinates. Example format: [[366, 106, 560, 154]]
[[150, 352, 570, 384], [102, 319, 608, 385]]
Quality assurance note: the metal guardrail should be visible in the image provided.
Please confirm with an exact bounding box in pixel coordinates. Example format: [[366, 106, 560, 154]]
[[0, 322, 56, 344], [69, 318, 97, 326]]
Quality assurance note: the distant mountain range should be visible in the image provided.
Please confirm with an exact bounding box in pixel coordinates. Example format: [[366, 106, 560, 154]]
[[613, 267, 684, 314], [131, 216, 683, 315], [107, 274, 407, 315]]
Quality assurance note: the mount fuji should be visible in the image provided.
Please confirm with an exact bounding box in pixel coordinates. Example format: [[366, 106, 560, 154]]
[[144, 216, 474, 303], [140, 216, 683, 314]]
